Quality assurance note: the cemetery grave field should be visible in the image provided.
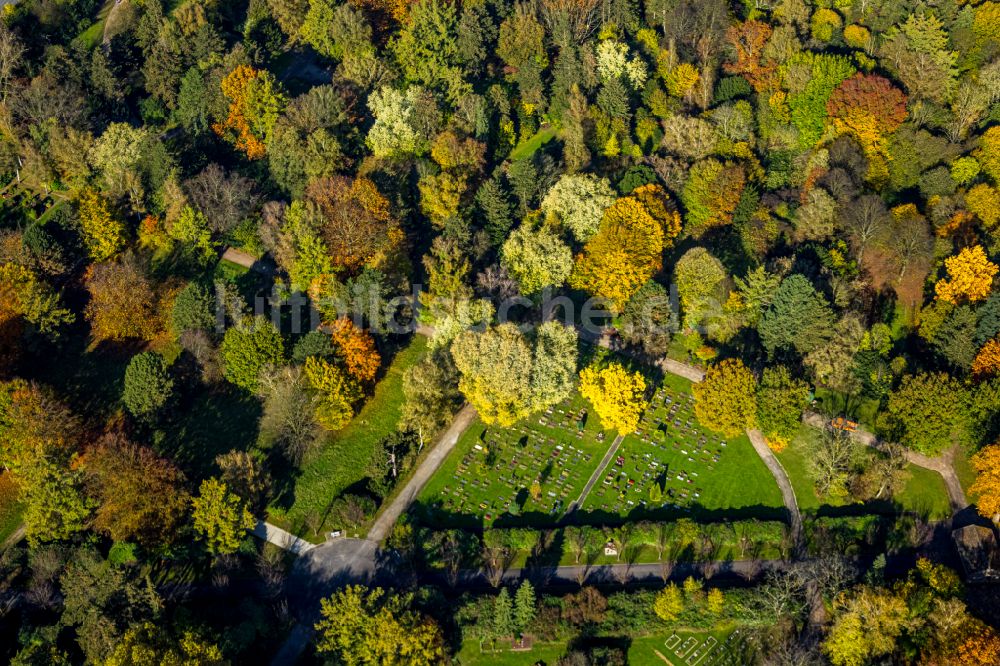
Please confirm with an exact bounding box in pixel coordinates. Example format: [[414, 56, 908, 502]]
[[579, 375, 785, 521], [418, 372, 786, 529], [417, 393, 615, 528]]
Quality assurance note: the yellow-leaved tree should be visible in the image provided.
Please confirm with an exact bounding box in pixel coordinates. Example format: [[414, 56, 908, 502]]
[[578, 362, 648, 434], [935, 245, 998, 304], [970, 443, 1000, 522], [569, 196, 666, 311], [692, 358, 757, 437], [304, 356, 362, 430], [77, 190, 127, 262], [314, 586, 445, 666]]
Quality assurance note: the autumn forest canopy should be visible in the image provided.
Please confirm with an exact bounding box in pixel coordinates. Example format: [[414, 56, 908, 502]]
[[3, 0, 1000, 662]]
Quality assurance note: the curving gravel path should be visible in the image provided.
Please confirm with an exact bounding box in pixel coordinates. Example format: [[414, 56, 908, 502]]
[[746, 429, 803, 548], [802, 412, 968, 514]]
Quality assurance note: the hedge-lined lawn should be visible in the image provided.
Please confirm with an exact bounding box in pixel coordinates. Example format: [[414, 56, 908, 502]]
[[456, 629, 745, 666], [0, 472, 23, 546], [417, 393, 616, 528], [269, 336, 427, 538], [422, 518, 788, 571], [580, 374, 784, 521]]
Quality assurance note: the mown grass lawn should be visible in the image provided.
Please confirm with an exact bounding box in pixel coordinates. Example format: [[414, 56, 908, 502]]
[[509, 126, 557, 160], [75, 0, 116, 49], [780, 425, 952, 520], [628, 627, 739, 666], [953, 449, 978, 494], [812, 387, 880, 429], [897, 465, 952, 520], [581, 373, 784, 522], [456, 628, 742, 666], [777, 426, 836, 513], [269, 336, 427, 538]]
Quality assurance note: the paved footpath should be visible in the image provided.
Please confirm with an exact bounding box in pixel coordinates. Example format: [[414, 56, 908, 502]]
[[567, 434, 624, 514], [250, 521, 316, 555], [746, 429, 802, 547], [367, 403, 479, 542]]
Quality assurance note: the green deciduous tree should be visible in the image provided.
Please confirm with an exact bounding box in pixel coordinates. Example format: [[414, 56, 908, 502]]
[[500, 221, 573, 296], [823, 587, 909, 666], [451, 322, 577, 426], [881, 373, 970, 456], [879, 13, 958, 105], [681, 159, 746, 235], [757, 365, 809, 443], [540, 174, 617, 242], [20, 453, 92, 546], [674, 247, 727, 330], [220, 316, 286, 392], [105, 622, 224, 666], [60, 548, 162, 663]]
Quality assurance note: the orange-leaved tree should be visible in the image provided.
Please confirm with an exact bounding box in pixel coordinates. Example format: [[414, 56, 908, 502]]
[[305, 176, 403, 274], [957, 626, 1000, 666], [724, 20, 777, 92], [328, 317, 381, 383], [935, 245, 998, 304], [826, 74, 907, 182], [973, 338, 1000, 378], [213, 65, 286, 160]]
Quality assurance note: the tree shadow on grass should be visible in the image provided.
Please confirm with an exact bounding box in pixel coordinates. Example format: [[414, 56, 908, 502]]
[[31, 335, 139, 420], [157, 385, 262, 480]]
